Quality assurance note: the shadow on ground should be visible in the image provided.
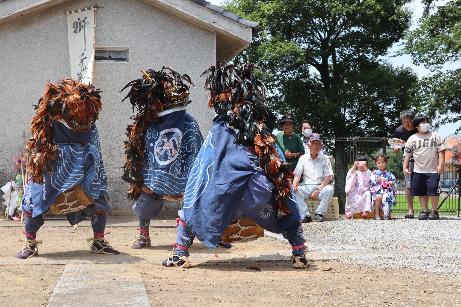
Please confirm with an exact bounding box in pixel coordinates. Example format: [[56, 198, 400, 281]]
[[39, 250, 145, 264], [193, 257, 321, 272]]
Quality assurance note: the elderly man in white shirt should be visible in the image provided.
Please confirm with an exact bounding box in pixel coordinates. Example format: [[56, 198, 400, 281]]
[[293, 133, 334, 222]]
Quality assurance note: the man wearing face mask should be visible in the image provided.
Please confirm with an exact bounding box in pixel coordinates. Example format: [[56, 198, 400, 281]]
[[403, 114, 445, 220], [276, 115, 305, 171], [393, 110, 417, 219]]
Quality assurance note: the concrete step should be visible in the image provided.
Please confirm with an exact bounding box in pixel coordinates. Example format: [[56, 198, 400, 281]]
[[47, 264, 150, 307]]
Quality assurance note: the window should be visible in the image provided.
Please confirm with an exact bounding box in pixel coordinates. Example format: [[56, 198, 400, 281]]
[[95, 48, 129, 62]]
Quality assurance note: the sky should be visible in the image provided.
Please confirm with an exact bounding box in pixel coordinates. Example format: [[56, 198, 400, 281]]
[[208, 0, 460, 137], [208, 0, 226, 5]]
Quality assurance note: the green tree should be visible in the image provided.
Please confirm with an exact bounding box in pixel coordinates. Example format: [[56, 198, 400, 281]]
[[226, 0, 418, 141], [404, 0, 461, 128]]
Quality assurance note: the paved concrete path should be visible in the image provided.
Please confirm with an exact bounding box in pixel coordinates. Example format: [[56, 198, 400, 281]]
[[47, 264, 150, 307]]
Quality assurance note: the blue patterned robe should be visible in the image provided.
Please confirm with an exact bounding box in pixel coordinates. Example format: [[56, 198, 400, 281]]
[[23, 121, 109, 218], [370, 169, 397, 214], [183, 117, 301, 248], [142, 108, 203, 197]]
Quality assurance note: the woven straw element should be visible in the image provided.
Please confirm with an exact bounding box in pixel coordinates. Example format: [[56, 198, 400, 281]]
[[221, 218, 265, 243], [50, 185, 93, 215]]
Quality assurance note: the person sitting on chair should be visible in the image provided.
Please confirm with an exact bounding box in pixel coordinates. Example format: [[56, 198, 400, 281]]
[[293, 134, 334, 222]]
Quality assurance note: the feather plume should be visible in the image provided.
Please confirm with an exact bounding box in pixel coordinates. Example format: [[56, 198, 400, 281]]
[[202, 63, 292, 214], [121, 67, 193, 199], [26, 80, 102, 183]]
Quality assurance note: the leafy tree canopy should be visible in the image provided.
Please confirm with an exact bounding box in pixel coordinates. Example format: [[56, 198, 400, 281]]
[[405, 0, 461, 127], [226, 0, 418, 141]]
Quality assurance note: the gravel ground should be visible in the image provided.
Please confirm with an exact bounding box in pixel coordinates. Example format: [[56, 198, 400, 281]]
[[290, 218, 461, 276]]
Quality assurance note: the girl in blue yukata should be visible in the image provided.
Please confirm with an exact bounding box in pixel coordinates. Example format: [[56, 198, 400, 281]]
[[371, 155, 397, 220]]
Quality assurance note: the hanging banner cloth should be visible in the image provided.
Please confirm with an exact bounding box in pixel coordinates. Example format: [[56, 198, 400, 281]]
[[66, 7, 97, 84]]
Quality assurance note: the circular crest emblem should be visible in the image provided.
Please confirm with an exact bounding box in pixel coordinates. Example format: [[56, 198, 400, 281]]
[[154, 128, 183, 166]]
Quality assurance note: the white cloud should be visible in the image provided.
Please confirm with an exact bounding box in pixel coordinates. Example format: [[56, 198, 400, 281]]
[[207, 0, 226, 5]]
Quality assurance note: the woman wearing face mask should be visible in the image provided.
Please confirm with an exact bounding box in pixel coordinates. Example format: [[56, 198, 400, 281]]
[[300, 120, 313, 153], [300, 120, 325, 160], [403, 114, 445, 220]]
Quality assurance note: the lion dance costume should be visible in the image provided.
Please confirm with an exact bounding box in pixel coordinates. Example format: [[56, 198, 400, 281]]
[[121, 67, 203, 249], [162, 63, 309, 269], [17, 80, 119, 259]]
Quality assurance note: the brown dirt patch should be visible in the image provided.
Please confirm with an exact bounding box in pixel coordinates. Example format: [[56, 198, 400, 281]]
[[0, 225, 459, 306]]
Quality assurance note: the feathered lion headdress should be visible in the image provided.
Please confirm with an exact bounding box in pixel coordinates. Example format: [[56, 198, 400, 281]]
[[26, 79, 103, 183], [202, 63, 293, 214], [121, 67, 193, 199]]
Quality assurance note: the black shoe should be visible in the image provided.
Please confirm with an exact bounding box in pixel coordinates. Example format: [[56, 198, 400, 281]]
[[428, 211, 440, 220], [404, 213, 414, 219], [218, 241, 233, 249], [314, 214, 325, 222], [418, 211, 429, 220], [90, 238, 120, 255], [131, 234, 151, 249], [162, 251, 191, 268], [291, 254, 310, 269], [302, 216, 312, 223], [16, 240, 38, 259]]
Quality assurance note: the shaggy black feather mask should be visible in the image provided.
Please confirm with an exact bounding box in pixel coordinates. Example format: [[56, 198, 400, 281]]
[[202, 63, 292, 215], [121, 67, 193, 199]]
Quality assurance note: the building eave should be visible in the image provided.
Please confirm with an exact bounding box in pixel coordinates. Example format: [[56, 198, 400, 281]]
[[0, 0, 69, 25], [141, 0, 256, 43], [0, 0, 258, 39], [189, 0, 258, 29], [0, 0, 257, 63]]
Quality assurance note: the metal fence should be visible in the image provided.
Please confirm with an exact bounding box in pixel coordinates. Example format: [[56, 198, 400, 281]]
[[334, 137, 459, 214]]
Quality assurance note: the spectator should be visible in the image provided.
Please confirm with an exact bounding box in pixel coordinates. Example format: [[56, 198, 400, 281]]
[[293, 134, 334, 222], [300, 120, 313, 153], [403, 114, 445, 220], [276, 115, 304, 171], [344, 155, 372, 219], [300, 120, 327, 159], [371, 155, 397, 220], [394, 110, 417, 142], [393, 110, 417, 219]]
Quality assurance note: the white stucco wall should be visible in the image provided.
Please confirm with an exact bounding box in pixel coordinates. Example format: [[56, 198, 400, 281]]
[[0, 0, 216, 212]]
